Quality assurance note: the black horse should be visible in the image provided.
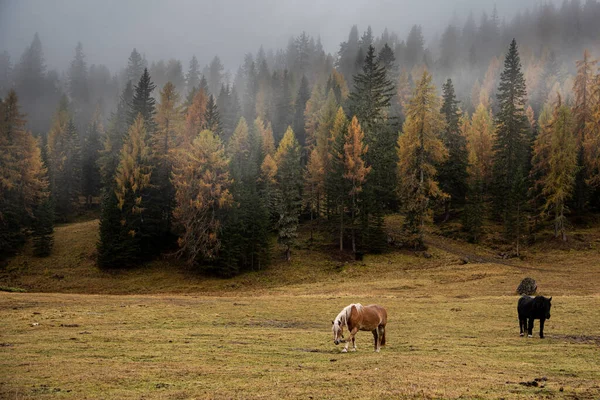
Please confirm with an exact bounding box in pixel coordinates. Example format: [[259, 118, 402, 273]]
[[517, 295, 552, 338]]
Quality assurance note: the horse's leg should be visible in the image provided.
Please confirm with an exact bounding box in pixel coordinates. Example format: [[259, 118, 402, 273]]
[[351, 334, 356, 352], [343, 328, 358, 353], [539, 319, 545, 339], [527, 318, 534, 338], [519, 318, 525, 336], [378, 325, 385, 346], [376, 326, 385, 352], [372, 329, 379, 352]]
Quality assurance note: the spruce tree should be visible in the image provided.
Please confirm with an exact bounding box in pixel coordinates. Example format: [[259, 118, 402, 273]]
[[348, 45, 397, 250], [220, 117, 270, 275], [126, 48, 144, 84], [293, 75, 310, 149], [186, 56, 201, 95], [492, 39, 531, 251], [536, 101, 578, 241], [107, 115, 153, 266], [82, 116, 102, 207], [438, 79, 468, 220], [205, 95, 223, 136], [344, 116, 371, 255], [325, 107, 350, 250], [274, 127, 303, 261], [397, 71, 448, 249], [172, 130, 233, 268], [572, 50, 597, 211], [0, 90, 52, 260], [47, 97, 82, 222], [129, 68, 156, 131]]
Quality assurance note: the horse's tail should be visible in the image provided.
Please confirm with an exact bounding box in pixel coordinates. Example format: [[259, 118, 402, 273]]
[[380, 326, 386, 346]]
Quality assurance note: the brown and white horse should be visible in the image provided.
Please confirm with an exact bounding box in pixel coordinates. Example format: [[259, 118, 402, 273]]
[[332, 303, 387, 352]]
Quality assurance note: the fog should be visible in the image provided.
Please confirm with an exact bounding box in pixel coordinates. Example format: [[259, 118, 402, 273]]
[[0, 0, 553, 72]]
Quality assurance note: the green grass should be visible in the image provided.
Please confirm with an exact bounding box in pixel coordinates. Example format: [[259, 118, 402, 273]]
[[0, 218, 599, 398]]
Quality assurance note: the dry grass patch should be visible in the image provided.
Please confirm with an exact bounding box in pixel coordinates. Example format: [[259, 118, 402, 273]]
[[1, 293, 599, 399]]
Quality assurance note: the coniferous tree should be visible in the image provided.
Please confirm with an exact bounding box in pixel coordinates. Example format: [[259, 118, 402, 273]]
[[534, 99, 578, 241], [397, 71, 448, 249], [583, 75, 600, 193], [204, 95, 223, 136], [492, 39, 531, 252], [68, 42, 90, 128], [274, 127, 303, 261], [183, 86, 208, 144], [106, 115, 153, 266], [438, 79, 468, 220], [151, 81, 181, 242], [220, 117, 270, 275], [0, 90, 52, 259], [325, 107, 349, 250], [129, 68, 157, 132], [349, 45, 397, 250], [186, 56, 201, 95], [81, 114, 103, 206], [126, 48, 145, 84], [47, 98, 82, 222], [172, 130, 233, 267], [463, 105, 495, 241], [344, 116, 371, 255], [572, 50, 597, 210], [293, 75, 310, 149]]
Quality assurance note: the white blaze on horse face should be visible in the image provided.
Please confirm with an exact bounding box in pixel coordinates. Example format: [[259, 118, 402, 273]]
[[332, 320, 344, 344]]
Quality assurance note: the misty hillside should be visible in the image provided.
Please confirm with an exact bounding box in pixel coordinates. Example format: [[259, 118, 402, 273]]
[[1, 0, 600, 276]]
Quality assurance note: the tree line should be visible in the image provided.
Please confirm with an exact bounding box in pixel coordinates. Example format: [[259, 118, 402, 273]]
[[2, 2, 600, 273]]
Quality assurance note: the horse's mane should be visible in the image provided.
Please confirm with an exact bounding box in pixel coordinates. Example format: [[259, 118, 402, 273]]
[[335, 303, 363, 330]]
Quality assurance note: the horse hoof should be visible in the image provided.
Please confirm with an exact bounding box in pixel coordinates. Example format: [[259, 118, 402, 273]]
[[520, 333, 524, 337], [527, 335, 532, 338], [351, 348, 356, 352], [375, 349, 380, 353], [341, 348, 348, 353]]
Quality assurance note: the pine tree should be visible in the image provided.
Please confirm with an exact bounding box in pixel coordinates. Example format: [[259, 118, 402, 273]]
[[68, 42, 90, 127], [348, 45, 395, 136], [204, 95, 223, 136], [126, 48, 145, 84], [325, 107, 349, 250], [344, 116, 371, 254], [463, 104, 495, 241], [573, 50, 597, 210], [304, 147, 325, 239], [47, 98, 82, 222], [151, 81, 182, 242], [438, 79, 468, 220], [293, 75, 311, 149], [106, 115, 153, 266], [348, 45, 397, 251], [397, 70, 448, 249], [129, 68, 157, 133], [183, 86, 208, 144], [172, 130, 233, 267], [186, 56, 201, 95], [0, 90, 52, 259], [535, 100, 578, 241], [81, 114, 103, 207], [492, 39, 531, 252], [583, 75, 600, 191], [220, 117, 270, 275], [274, 127, 302, 261]]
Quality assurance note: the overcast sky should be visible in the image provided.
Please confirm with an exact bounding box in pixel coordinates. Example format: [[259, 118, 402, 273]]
[[0, 0, 553, 73]]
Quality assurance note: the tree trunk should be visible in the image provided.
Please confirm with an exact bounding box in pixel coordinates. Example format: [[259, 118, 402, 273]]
[[339, 203, 344, 252]]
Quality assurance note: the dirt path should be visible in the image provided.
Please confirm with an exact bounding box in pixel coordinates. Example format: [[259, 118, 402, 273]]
[[423, 233, 553, 272]]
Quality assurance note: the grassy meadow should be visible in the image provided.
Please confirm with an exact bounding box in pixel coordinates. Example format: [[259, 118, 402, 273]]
[[1, 219, 600, 399]]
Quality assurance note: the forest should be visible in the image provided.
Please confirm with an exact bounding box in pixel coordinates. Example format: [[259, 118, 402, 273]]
[[2, 1, 600, 277]]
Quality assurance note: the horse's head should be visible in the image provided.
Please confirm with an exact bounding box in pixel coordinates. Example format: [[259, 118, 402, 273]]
[[332, 320, 345, 345], [545, 296, 552, 319], [535, 296, 552, 319]]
